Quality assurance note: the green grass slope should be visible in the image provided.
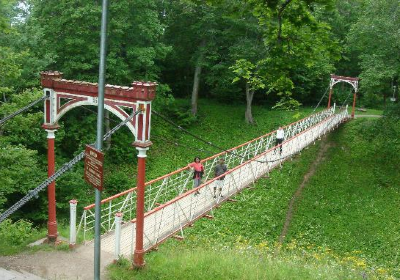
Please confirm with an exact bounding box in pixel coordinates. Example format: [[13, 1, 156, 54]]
[[108, 103, 398, 279], [287, 118, 400, 277]]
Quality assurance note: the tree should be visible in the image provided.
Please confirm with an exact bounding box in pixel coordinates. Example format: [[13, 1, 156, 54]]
[[162, 1, 224, 115], [347, 0, 400, 102], [27, 0, 170, 84], [231, 59, 266, 124]]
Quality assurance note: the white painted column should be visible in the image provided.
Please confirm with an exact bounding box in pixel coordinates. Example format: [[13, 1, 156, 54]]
[[69, 199, 78, 248], [114, 212, 123, 262]]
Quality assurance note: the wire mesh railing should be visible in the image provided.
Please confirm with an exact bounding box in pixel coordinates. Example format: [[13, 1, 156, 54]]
[[78, 106, 341, 242], [101, 106, 348, 256]]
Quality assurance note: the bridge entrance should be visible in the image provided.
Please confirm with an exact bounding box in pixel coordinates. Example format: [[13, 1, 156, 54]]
[[40, 71, 156, 267], [328, 74, 360, 118]]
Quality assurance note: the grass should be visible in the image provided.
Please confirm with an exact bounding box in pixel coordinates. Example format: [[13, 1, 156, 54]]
[[286, 119, 400, 277], [107, 107, 398, 279], [108, 243, 365, 280]]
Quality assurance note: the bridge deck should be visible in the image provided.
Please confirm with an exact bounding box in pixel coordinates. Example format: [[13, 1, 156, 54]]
[[80, 107, 348, 258]]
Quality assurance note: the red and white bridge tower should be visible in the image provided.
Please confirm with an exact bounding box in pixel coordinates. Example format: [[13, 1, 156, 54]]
[[328, 74, 359, 118], [41, 71, 155, 267]]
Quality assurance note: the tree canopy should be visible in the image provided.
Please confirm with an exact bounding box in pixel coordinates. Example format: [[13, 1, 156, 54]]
[[0, 0, 398, 221]]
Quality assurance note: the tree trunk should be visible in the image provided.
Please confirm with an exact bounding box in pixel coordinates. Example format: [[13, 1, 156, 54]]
[[245, 82, 255, 124], [191, 40, 206, 116], [191, 61, 202, 116], [105, 110, 111, 150]]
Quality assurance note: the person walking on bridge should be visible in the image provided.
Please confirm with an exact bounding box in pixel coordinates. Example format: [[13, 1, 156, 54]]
[[276, 126, 285, 155], [214, 158, 228, 198], [188, 157, 204, 195]]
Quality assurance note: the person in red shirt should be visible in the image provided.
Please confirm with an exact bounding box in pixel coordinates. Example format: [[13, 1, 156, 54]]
[[188, 157, 204, 195]]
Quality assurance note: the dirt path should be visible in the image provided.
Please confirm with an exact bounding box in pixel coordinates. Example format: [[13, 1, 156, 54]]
[[354, 114, 382, 118], [0, 244, 114, 280], [276, 137, 332, 250]]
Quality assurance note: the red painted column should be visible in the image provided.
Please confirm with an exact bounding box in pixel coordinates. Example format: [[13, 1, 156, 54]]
[[133, 144, 151, 268], [327, 88, 333, 108], [351, 91, 357, 118], [44, 127, 58, 243]]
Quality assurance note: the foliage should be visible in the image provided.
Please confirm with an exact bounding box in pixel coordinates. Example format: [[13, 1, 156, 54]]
[[0, 47, 22, 100], [231, 59, 266, 92], [360, 91, 384, 109], [0, 219, 42, 255], [243, 0, 340, 104], [0, 89, 49, 151], [272, 96, 302, 111], [0, 144, 44, 215], [27, 0, 170, 84], [0, 219, 38, 246], [347, 0, 400, 99]]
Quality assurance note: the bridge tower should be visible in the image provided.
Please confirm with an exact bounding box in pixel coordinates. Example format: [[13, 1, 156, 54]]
[[41, 71, 156, 267], [328, 74, 359, 118]]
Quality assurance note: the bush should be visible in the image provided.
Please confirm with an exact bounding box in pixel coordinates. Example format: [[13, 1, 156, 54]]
[[0, 219, 38, 246], [272, 97, 302, 111], [360, 92, 383, 109]]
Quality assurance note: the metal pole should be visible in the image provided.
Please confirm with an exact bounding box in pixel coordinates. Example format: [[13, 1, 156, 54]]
[[94, 0, 109, 279]]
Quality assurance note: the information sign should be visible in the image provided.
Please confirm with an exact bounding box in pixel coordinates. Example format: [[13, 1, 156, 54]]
[[84, 145, 104, 191]]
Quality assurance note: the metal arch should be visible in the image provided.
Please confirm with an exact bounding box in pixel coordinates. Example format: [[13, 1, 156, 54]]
[[330, 77, 359, 92], [54, 99, 136, 136]]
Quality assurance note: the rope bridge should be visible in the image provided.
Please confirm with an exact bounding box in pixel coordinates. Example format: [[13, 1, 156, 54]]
[[74, 105, 348, 257]]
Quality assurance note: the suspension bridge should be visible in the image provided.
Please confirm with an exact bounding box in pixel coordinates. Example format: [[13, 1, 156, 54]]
[[77, 105, 349, 260], [0, 72, 358, 268]]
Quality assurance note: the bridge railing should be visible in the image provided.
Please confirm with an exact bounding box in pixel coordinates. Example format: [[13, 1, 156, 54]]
[[107, 106, 349, 256], [77, 106, 338, 241]]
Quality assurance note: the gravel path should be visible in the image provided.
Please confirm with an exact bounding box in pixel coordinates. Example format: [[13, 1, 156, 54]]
[[0, 244, 114, 280]]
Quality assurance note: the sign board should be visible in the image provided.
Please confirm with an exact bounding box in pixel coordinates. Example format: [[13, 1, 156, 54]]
[[84, 145, 104, 191]]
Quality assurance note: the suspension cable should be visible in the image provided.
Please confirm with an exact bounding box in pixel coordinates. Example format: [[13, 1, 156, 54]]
[[312, 85, 330, 113], [152, 110, 273, 163], [0, 109, 141, 223], [153, 135, 217, 156], [0, 95, 47, 126], [153, 110, 312, 164]]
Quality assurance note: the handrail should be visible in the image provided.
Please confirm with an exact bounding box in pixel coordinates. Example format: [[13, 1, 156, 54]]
[[83, 107, 332, 210], [132, 107, 345, 221]]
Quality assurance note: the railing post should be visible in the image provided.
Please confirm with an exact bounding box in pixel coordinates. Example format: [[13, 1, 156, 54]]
[[114, 212, 123, 262], [69, 199, 78, 248]]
